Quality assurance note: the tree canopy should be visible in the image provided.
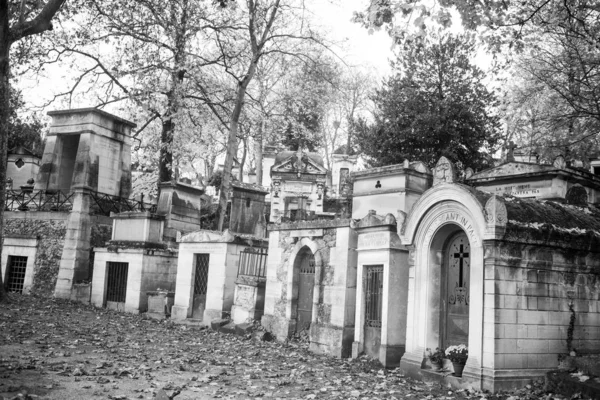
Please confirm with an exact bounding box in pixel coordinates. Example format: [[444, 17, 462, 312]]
[[355, 33, 500, 170]]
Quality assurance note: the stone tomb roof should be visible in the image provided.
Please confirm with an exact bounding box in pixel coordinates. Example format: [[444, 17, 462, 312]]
[[411, 183, 600, 250], [466, 158, 600, 193]]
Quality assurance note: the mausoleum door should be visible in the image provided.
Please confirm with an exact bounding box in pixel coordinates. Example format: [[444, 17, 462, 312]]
[[442, 233, 470, 348], [192, 254, 209, 319], [296, 251, 315, 332], [364, 265, 383, 358]]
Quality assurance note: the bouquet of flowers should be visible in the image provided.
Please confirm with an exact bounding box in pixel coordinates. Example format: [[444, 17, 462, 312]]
[[445, 344, 468, 364]]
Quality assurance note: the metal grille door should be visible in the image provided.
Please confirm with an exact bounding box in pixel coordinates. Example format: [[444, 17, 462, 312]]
[[364, 265, 383, 359], [237, 247, 268, 277], [106, 262, 128, 303], [296, 251, 315, 332], [192, 254, 210, 319], [6, 256, 27, 293]]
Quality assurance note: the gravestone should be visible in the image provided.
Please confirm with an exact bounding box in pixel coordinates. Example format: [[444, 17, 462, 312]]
[[229, 182, 268, 238]]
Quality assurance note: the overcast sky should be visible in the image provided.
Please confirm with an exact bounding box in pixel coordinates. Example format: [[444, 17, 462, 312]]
[[308, 0, 393, 78], [17, 0, 394, 113]]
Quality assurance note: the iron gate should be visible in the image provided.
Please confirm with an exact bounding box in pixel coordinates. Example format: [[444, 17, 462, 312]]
[[237, 247, 267, 278], [6, 256, 27, 293], [296, 251, 316, 332], [106, 262, 129, 303], [192, 254, 210, 319], [194, 254, 209, 296], [365, 265, 383, 328]]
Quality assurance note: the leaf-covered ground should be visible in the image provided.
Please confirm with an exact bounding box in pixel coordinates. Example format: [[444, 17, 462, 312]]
[[0, 295, 573, 399]]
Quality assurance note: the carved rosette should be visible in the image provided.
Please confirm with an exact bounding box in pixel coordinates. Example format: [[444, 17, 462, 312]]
[[484, 195, 507, 226]]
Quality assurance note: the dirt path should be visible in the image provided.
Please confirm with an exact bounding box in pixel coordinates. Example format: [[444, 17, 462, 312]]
[[0, 295, 558, 399]]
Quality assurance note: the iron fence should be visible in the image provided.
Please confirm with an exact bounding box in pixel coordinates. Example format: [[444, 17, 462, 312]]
[[5, 190, 74, 212], [237, 247, 268, 278], [88, 191, 156, 216], [5, 189, 156, 216]]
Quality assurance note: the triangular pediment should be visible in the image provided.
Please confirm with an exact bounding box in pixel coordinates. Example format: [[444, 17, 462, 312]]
[[272, 155, 327, 175]]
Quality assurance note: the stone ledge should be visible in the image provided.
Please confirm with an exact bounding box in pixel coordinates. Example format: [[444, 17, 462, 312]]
[[268, 218, 352, 231]]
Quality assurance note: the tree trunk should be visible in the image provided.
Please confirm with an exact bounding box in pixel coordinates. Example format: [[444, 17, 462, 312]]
[[0, 0, 11, 302], [238, 137, 247, 181], [217, 69, 257, 231], [255, 120, 263, 186], [159, 117, 174, 184]]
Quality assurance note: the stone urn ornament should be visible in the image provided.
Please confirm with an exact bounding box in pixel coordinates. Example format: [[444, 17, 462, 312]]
[[445, 344, 468, 377]]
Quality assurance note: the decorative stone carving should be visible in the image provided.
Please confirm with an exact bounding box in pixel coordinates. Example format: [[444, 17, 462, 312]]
[[506, 140, 517, 162], [464, 167, 474, 180], [403, 159, 410, 168], [384, 213, 396, 225], [553, 155, 566, 170], [411, 161, 429, 174], [433, 156, 456, 185], [397, 210, 407, 235], [484, 195, 507, 226]]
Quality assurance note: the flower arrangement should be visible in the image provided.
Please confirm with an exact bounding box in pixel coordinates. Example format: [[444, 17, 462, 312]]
[[427, 347, 445, 364], [445, 344, 468, 364]]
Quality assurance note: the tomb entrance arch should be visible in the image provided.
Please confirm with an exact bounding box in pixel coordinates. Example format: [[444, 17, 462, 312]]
[[400, 184, 491, 381]]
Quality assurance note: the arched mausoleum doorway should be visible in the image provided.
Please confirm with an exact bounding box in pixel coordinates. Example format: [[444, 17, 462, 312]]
[[422, 222, 475, 352], [292, 246, 316, 333], [400, 183, 488, 385]]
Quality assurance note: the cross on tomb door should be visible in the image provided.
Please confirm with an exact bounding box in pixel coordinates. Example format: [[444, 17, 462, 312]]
[[448, 237, 470, 306], [453, 244, 469, 287]]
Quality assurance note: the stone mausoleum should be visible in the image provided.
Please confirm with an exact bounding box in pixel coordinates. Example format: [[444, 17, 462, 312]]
[[4, 107, 600, 393]]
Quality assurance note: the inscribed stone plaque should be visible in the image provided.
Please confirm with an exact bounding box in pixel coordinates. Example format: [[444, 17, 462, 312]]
[[285, 181, 311, 193], [358, 232, 390, 249], [490, 180, 550, 198]]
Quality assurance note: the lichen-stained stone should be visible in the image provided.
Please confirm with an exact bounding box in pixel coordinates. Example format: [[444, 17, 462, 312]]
[[262, 219, 357, 358]]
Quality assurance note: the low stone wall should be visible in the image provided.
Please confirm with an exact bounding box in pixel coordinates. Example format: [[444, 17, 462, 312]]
[[4, 212, 68, 296], [3, 211, 114, 297]]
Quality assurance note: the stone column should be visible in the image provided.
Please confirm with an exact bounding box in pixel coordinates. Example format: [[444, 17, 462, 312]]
[[54, 188, 93, 298]]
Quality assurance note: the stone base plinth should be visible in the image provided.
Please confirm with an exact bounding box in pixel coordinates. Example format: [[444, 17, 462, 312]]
[[400, 353, 547, 392], [146, 291, 174, 319], [308, 323, 354, 358], [380, 344, 405, 367], [231, 305, 263, 324], [261, 314, 295, 340], [203, 308, 226, 325], [171, 305, 190, 321]]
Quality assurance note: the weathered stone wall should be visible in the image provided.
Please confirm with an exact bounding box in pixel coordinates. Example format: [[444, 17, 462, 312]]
[[484, 227, 600, 373], [4, 212, 68, 296], [262, 220, 357, 358]]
